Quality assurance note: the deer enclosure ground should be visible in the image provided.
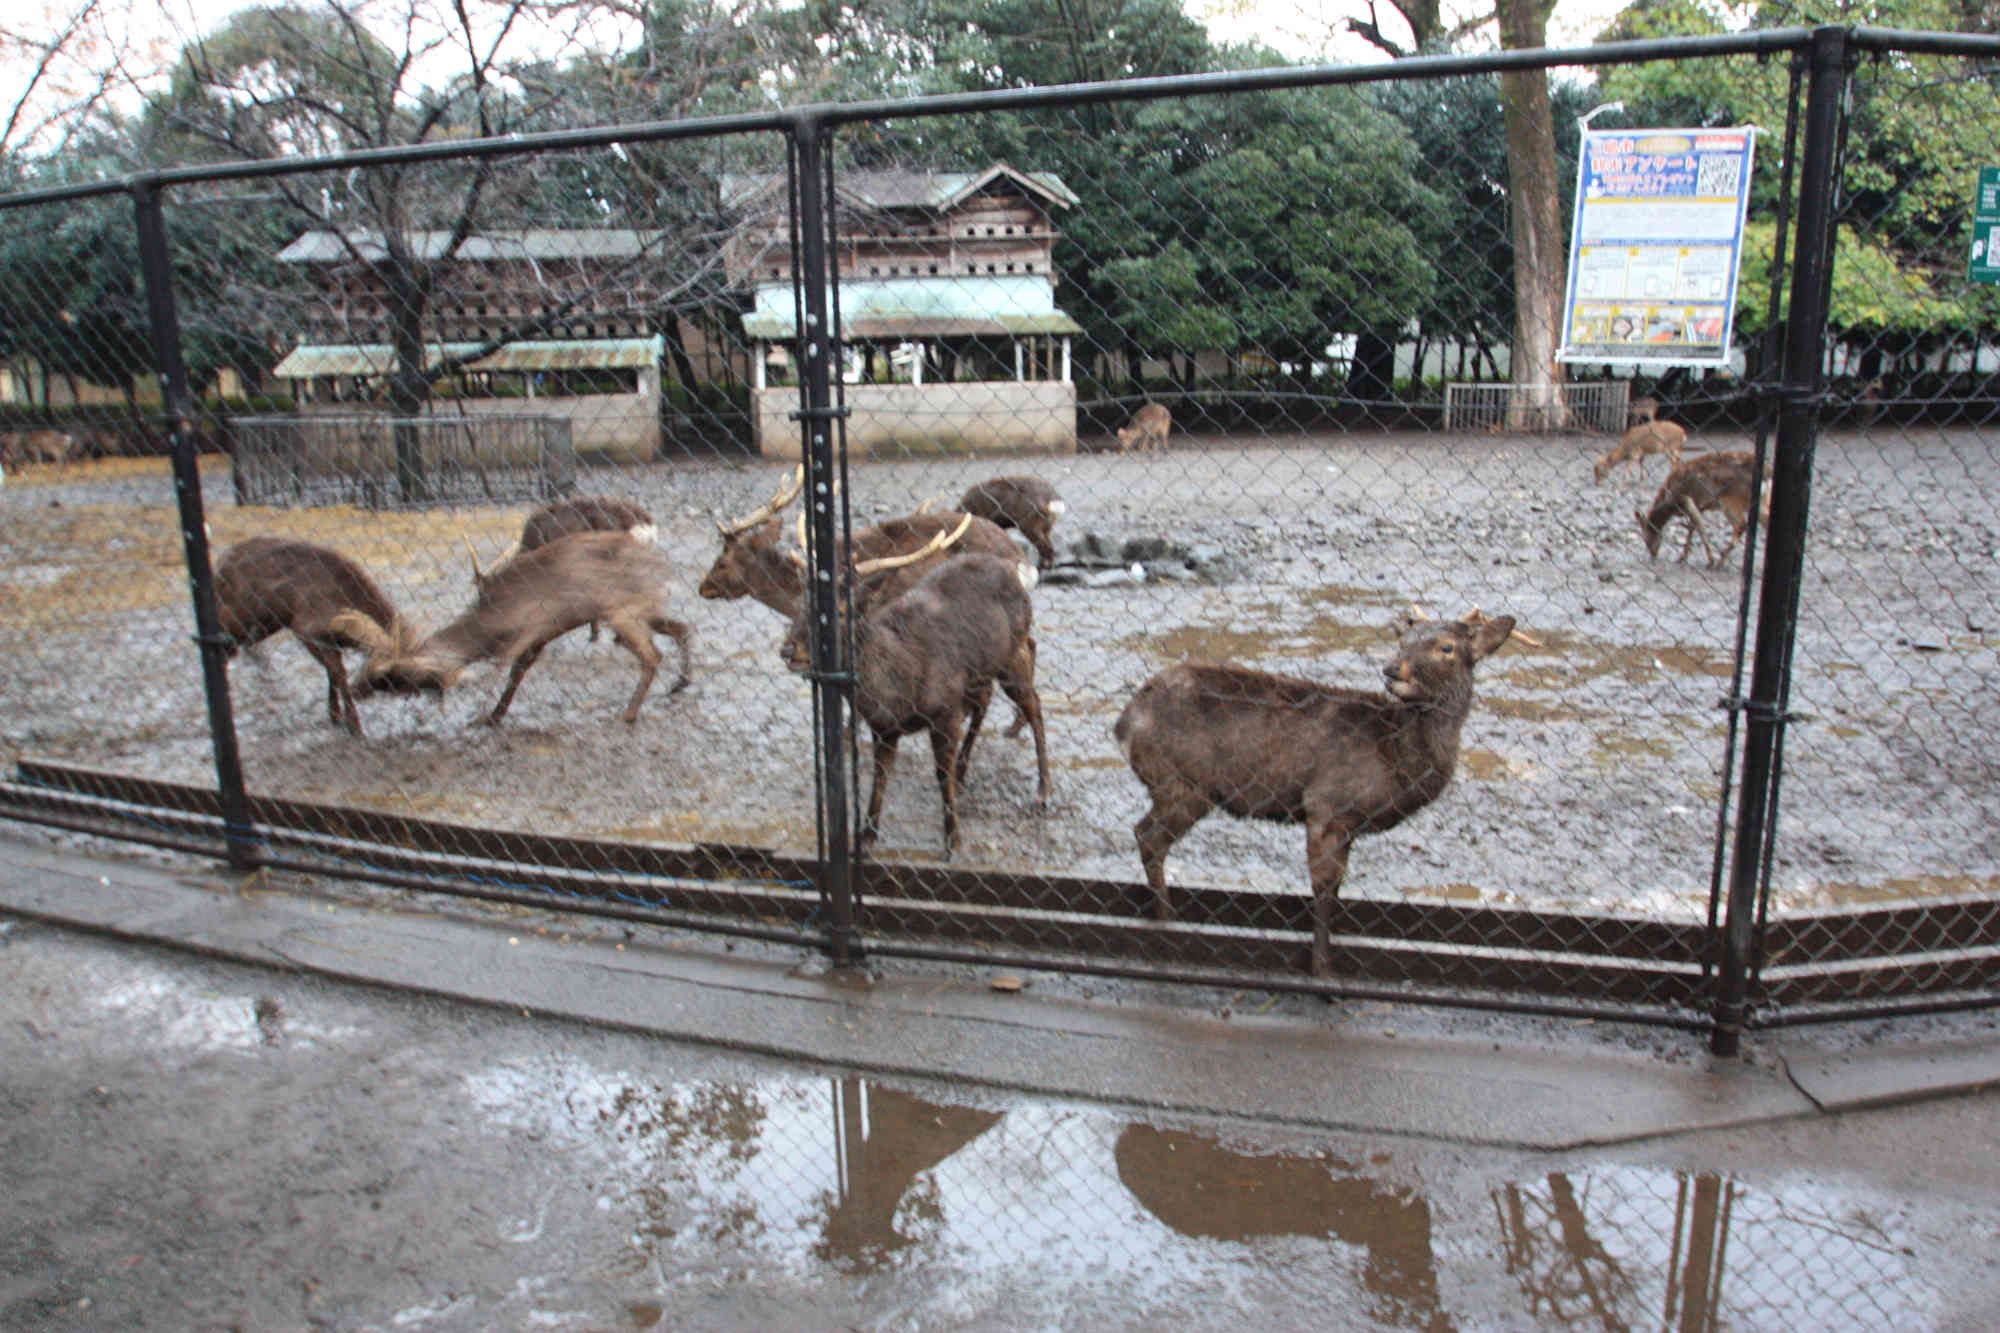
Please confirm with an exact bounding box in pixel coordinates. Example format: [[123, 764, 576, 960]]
[[3, 425, 1995, 923]]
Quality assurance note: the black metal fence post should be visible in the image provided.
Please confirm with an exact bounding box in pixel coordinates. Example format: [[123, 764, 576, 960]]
[[1710, 25, 1849, 1055], [132, 179, 261, 870], [791, 115, 864, 970]]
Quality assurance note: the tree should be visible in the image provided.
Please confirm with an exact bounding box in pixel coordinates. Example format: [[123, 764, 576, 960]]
[[139, 0, 737, 497]]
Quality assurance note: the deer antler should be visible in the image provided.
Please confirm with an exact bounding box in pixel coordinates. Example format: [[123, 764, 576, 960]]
[[854, 514, 972, 577], [1465, 605, 1543, 648], [463, 536, 484, 583], [717, 465, 805, 538]]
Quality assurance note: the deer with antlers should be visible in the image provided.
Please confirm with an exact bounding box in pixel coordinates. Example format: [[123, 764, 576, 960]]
[[780, 516, 1050, 857], [352, 530, 692, 726]]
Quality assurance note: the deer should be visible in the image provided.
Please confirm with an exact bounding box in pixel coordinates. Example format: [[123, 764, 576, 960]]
[[700, 467, 1034, 613], [956, 475, 1067, 570], [0, 429, 78, 467], [351, 530, 692, 727], [702, 468, 1042, 737], [212, 536, 416, 737], [1594, 416, 1688, 485], [1636, 451, 1770, 568], [485, 494, 657, 641], [780, 518, 1050, 858], [1114, 608, 1516, 978], [1116, 403, 1171, 454], [1628, 393, 1661, 426]]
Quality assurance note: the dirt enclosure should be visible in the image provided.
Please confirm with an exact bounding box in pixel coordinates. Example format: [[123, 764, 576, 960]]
[[2, 426, 1995, 925]]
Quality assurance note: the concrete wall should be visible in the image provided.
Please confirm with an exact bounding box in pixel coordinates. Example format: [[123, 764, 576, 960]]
[[753, 380, 1076, 459]]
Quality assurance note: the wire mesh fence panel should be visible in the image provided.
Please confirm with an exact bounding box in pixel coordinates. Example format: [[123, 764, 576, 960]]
[[0, 192, 221, 811], [1748, 49, 2000, 1011], [789, 58, 1803, 1006], [3, 16, 1994, 1025]]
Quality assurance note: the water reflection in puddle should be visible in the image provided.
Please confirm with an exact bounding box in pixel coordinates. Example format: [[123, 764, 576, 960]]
[[463, 1064, 1932, 1329]]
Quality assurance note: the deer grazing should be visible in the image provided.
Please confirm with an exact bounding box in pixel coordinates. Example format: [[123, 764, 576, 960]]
[[352, 530, 691, 726], [956, 475, 1067, 569], [1115, 608, 1516, 977], [213, 536, 415, 737], [1636, 451, 1769, 568], [781, 520, 1050, 857], [1116, 403, 1171, 454], [1593, 416, 1688, 484]]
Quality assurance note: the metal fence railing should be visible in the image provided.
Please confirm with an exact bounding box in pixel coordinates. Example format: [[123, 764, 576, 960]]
[[230, 414, 576, 509], [1, 24, 1995, 1051]]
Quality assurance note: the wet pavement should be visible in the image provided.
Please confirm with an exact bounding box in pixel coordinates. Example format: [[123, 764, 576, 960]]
[[4, 830, 2000, 1330]]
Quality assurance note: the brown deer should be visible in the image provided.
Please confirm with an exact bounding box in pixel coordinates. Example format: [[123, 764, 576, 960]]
[[0, 429, 78, 466], [352, 530, 692, 726], [957, 475, 1067, 570], [509, 495, 655, 558], [1636, 451, 1769, 568], [781, 522, 1050, 857], [1115, 609, 1516, 978], [1628, 393, 1661, 425], [700, 468, 1034, 614], [488, 494, 657, 641], [213, 537, 415, 737], [1116, 403, 1171, 454], [1594, 418, 1687, 484]]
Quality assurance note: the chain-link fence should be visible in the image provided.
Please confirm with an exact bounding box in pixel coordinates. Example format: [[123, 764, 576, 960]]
[[1, 25, 1995, 1047]]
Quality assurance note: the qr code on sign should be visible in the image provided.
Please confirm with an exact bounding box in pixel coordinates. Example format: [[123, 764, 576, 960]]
[[1697, 154, 1742, 198]]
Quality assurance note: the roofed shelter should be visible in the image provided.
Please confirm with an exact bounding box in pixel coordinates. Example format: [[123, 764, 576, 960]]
[[723, 164, 1083, 459], [273, 230, 680, 463]]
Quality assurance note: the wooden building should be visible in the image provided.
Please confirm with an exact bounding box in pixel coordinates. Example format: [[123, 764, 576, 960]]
[[271, 229, 691, 461], [722, 164, 1083, 458]]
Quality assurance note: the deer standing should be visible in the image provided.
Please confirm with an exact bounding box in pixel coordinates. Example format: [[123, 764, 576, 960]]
[[1636, 451, 1769, 568], [1115, 609, 1516, 977], [1117, 403, 1171, 454], [353, 530, 691, 726], [213, 536, 414, 737], [781, 522, 1049, 857]]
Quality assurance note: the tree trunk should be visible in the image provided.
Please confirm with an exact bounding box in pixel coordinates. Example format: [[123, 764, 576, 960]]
[[386, 269, 432, 504], [1498, 0, 1569, 431], [1350, 328, 1399, 406]]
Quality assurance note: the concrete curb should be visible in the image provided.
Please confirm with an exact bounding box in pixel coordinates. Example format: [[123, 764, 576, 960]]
[[4, 830, 1996, 1148]]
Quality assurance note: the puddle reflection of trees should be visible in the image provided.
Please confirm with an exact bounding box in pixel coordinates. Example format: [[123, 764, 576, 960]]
[[526, 1069, 1926, 1327]]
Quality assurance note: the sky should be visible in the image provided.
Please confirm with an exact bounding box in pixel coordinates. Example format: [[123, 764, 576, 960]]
[[4, 0, 1637, 156]]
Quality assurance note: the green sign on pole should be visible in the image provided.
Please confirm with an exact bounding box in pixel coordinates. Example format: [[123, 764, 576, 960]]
[[1972, 167, 2000, 286]]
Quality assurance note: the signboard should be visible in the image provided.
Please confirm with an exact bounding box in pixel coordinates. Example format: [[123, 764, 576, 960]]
[[1558, 127, 1757, 367], [1971, 166, 2000, 286]]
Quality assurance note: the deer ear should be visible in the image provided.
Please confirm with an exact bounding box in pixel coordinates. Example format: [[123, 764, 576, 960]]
[[1468, 614, 1515, 658]]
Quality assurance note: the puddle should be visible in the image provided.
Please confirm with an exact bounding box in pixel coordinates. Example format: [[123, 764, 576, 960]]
[[448, 1062, 1935, 1327]]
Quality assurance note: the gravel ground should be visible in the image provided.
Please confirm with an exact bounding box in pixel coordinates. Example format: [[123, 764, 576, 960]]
[[3, 423, 1996, 925]]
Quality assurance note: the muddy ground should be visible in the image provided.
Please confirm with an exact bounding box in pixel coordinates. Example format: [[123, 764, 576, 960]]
[[2, 424, 1996, 924]]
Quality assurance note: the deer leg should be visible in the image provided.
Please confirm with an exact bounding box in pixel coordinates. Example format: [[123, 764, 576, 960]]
[[859, 730, 902, 853], [997, 651, 1050, 812], [928, 716, 966, 857], [1134, 783, 1208, 922], [1003, 633, 1037, 738], [304, 639, 362, 736], [1304, 821, 1355, 979], [483, 641, 548, 727], [955, 682, 993, 793], [1678, 497, 1717, 566], [649, 613, 694, 693], [604, 612, 663, 724]]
